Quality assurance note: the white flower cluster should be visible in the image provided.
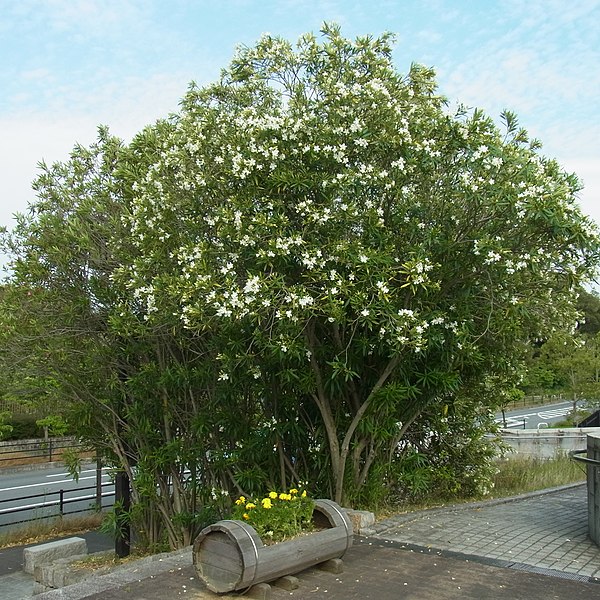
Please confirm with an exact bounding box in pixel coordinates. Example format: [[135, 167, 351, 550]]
[[403, 258, 435, 288], [113, 27, 599, 383]]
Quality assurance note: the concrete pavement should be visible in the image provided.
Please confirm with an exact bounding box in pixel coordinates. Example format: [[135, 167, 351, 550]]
[[371, 482, 600, 580], [2, 482, 600, 599], [36, 539, 600, 600]]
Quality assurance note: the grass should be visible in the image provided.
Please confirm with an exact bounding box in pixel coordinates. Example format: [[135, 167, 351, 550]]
[[70, 548, 156, 571], [491, 454, 586, 497], [0, 514, 103, 549], [0, 452, 53, 468], [0, 448, 96, 468], [0, 512, 162, 575], [550, 410, 591, 428], [377, 454, 587, 518]]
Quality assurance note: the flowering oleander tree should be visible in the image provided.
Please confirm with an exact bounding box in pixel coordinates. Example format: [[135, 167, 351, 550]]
[[116, 24, 599, 503], [2, 24, 599, 525]]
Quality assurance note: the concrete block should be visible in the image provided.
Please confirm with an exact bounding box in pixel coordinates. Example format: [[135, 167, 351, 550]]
[[345, 509, 375, 534], [33, 581, 51, 595], [24, 537, 88, 574], [273, 575, 300, 590], [318, 557, 344, 574], [248, 582, 272, 599], [34, 553, 112, 593]]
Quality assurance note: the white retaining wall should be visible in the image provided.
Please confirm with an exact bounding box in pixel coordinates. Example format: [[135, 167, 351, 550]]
[[499, 427, 599, 459]]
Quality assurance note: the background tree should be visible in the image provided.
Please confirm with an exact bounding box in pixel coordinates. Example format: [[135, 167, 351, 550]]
[[0, 131, 229, 548], [520, 290, 600, 410], [577, 289, 600, 335]]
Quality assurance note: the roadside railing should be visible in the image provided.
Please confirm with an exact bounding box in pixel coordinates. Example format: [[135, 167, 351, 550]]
[[0, 480, 115, 528], [0, 437, 88, 467], [0, 436, 113, 529], [505, 395, 564, 410]]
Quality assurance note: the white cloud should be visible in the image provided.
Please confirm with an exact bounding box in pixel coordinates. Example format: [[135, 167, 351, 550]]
[[9, 0, 142, 35], [1, 0, 598, 276], [431, 3, 598, 234], [0, 71, 198, 231]]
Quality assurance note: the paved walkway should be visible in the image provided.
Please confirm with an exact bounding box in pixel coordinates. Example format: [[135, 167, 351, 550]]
[[2, 483, 600, 599], [371, 482, 600, 580]]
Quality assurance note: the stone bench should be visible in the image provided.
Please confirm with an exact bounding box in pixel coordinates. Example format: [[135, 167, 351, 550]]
[[23, 537, 88, 575]]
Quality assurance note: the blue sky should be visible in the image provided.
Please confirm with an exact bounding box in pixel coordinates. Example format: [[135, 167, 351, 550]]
[[1, 0, 598, 268]]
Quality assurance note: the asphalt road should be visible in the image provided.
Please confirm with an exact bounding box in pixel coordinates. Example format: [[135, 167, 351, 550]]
[[0, 463, 114, 529], [497, 400, 579, 429]]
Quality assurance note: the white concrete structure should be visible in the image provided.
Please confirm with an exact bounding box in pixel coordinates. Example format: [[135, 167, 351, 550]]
[[499, 427, 600, 459]]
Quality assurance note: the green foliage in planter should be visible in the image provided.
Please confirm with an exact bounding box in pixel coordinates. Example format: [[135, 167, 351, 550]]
[[230, 488, 315, 542]]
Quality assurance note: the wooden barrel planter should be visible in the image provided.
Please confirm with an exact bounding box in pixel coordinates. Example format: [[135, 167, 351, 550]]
[[193, 499, 353, 594]]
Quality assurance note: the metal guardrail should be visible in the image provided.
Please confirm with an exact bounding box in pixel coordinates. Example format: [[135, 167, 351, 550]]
[[570, 449, 600, 466], [0, 481, 115, 528], [0, 438, 86, 465], [0, 439, 114, 529]]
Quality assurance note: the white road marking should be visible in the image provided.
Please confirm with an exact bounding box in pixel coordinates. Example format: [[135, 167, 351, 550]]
[[46, 467, 111, 479], [537, 408, 571, 419], [496, 404, 574, 428]]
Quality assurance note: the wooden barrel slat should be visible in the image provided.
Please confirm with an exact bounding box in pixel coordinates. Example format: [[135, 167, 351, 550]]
[[199, 562, 241, 590], [193, 499, 353, 593], [197, 535, 242, 575], [193, 519, 261, 593]]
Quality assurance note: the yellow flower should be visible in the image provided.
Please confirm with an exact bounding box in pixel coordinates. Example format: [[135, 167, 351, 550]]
[[269, 491, 278, 499], [262, 498, 272, 509], [301, 490, 307, 498], [289, 488, 298, 495], [235, 496, 246, 505], [279, 493, 292, 501], [246, 502, 256, 510], [243, 513, 249, 520]]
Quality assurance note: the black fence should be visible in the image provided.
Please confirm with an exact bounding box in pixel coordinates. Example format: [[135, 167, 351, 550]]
[[0, 437, 87, 467], [0, 480, 115, 528], [0, 437, 113, 529], [505, 395, 564, 410]]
